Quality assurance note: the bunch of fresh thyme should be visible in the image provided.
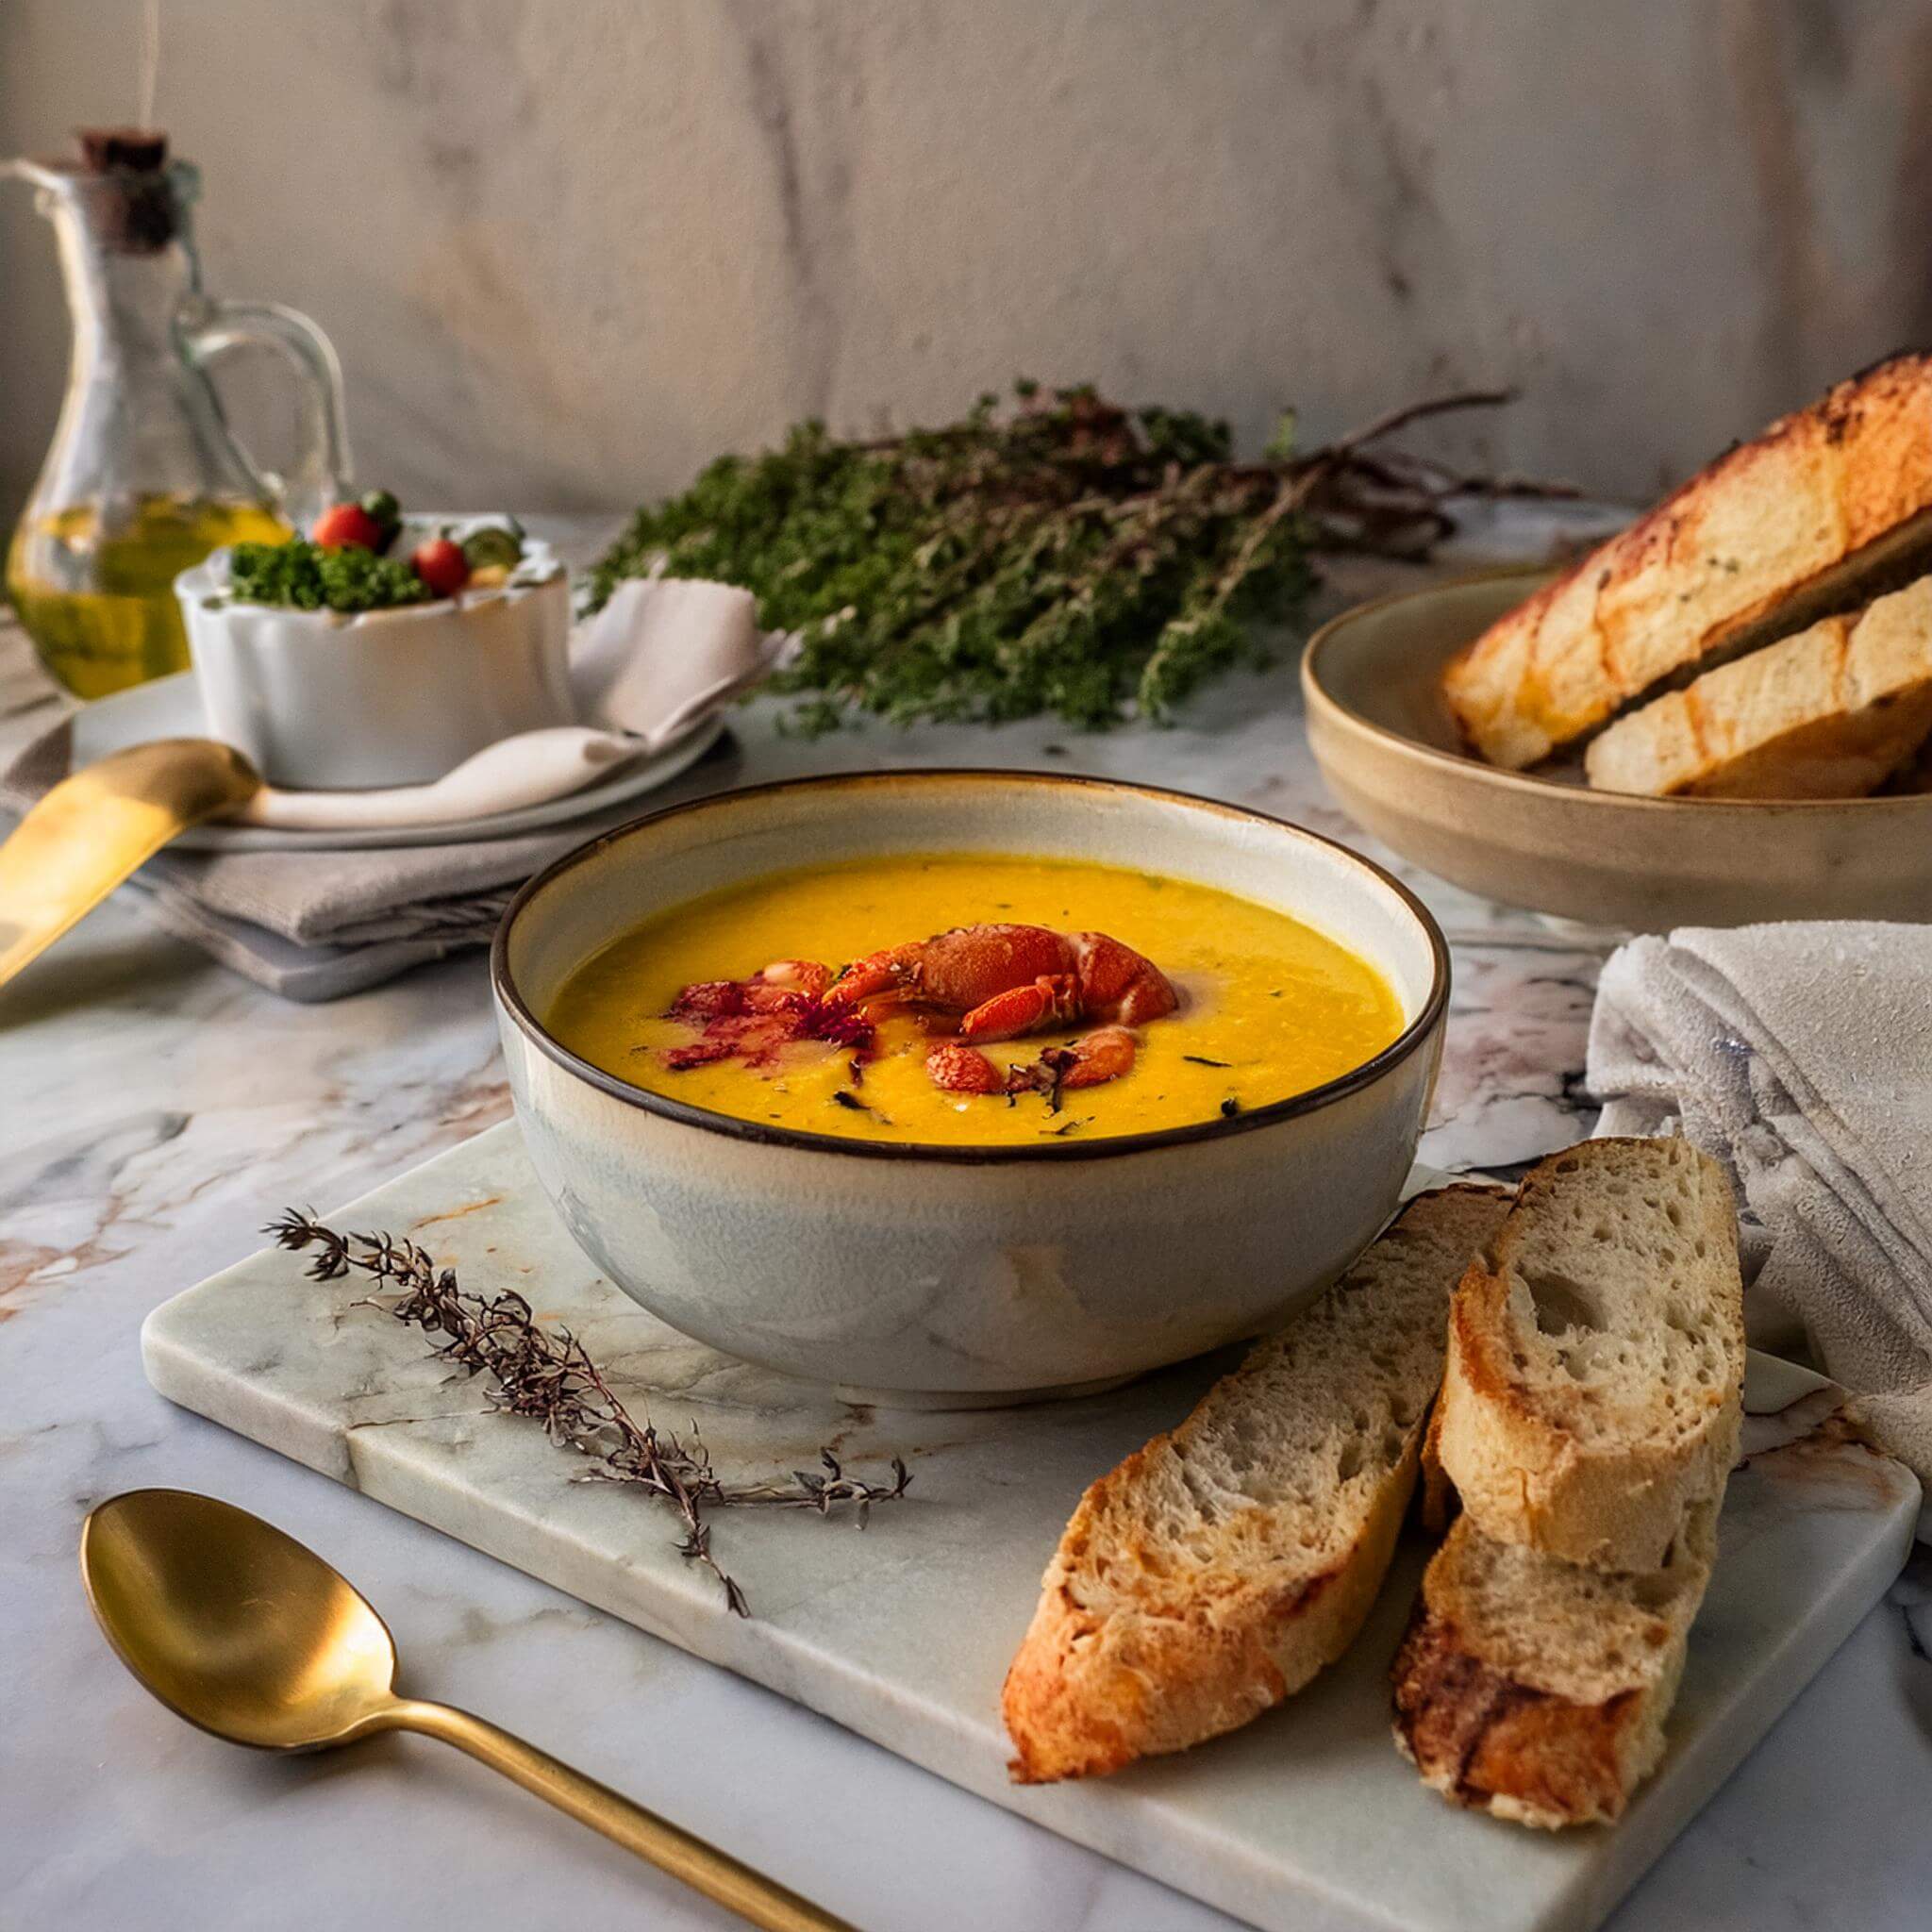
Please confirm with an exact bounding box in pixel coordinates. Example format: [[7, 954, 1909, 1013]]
[[266, 1210, 909, 1616], [590, 379, 1565, 734]]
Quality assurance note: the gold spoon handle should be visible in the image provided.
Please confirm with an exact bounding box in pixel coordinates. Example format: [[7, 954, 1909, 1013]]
[[0, 740, 258, 992], [384, 1698, 858, 1932], [0, 784, 181, 988]]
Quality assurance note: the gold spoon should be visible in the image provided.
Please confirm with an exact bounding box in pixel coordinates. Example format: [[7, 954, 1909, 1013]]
[[0, 737, 261, 992], [81, 1489, 856, 1932]]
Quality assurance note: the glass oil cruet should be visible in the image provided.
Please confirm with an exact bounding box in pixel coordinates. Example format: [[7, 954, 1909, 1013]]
[[5, 129, 353, 697]]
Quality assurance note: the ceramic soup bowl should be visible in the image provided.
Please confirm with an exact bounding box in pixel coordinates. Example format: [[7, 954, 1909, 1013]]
[[491, 771, 1449, 1408], [178, 518, 572, 791]]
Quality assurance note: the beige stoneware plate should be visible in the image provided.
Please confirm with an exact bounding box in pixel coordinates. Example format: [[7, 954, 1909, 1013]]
[[1303, 569, 1932, 929]]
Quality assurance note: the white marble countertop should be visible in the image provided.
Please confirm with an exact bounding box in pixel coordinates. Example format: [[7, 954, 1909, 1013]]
[[3, 520, 1928, 1932]]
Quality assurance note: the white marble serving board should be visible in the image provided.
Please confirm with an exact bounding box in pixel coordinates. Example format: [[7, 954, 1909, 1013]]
[[142, 1121, 1919, 1932]]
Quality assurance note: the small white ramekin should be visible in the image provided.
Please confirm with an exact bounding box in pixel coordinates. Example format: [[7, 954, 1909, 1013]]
[[178, 520, 574, 791]]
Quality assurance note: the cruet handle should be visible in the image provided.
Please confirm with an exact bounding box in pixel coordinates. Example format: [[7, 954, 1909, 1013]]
[[183, 298, 354, 534]]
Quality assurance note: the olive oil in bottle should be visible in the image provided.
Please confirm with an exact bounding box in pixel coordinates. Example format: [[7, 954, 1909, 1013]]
[[7, 496, 290, 698], [3, 131, 348, 698]]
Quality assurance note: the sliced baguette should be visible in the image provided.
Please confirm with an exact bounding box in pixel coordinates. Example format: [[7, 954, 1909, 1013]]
[[1434, 1138, 1742, 1572], [1585, 575, 1932, 798], [1418, 1391, 1454, 1534], [1391, 1500, 1719, 1828], [1002, 1184, 1511, 1783], [1443, 352, 1932, 768]]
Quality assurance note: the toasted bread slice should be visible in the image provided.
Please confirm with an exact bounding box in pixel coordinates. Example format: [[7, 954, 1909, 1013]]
[[1418, 1390, 1454, 1534], [1585, 575, 1932, 798], [1444, 353, 1932, 768], [1391, 1501, 1719, 1828], [1434, 1139, 1742, 1571], [1001, 1185, 1512, 1783]]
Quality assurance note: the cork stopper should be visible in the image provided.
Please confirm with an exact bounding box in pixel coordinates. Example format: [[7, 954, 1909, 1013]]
[[77, 126, 169, 173], [73, 125, 176, 250]]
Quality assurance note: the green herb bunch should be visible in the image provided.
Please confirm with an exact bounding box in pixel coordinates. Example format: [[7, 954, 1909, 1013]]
[[228, 539, 433, 613], [591, 380, 1532, 733]]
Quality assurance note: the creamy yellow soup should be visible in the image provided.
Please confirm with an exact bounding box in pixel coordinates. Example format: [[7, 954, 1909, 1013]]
[[545, 854, 1405, 1146]]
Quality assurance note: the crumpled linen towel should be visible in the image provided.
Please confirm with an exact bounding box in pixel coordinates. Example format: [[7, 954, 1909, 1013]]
[[1588, 922, 1932, 1485]]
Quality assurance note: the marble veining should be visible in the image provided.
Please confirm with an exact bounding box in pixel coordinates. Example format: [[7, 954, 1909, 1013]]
[[4, 525, 1930, 1931], [141, 1124, 1917, 1932]]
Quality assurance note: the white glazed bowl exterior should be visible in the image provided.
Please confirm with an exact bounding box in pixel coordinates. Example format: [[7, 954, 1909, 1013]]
[[491, 773, 1449, 1407], [178, 533, 573, 791]]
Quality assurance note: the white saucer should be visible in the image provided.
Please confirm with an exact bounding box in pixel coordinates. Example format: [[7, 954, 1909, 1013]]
[[69, 670, 726, 853]]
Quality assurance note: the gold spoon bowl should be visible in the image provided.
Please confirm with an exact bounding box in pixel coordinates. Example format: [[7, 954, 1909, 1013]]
[[81, 1489, 854, 1932]]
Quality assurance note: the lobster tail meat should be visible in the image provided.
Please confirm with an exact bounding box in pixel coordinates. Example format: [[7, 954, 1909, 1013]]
[[925, 1041, 1007, 1094], [662, 924, 1176, 1102]]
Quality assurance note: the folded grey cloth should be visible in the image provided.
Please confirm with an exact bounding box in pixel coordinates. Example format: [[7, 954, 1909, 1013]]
[[0, 708, 741, 1000], [0, 575, 762, 999], [1588, 923, 1932, 1487]]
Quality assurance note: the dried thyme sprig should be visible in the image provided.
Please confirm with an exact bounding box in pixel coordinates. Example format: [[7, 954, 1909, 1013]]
[[590, 378, 1573, 734], [266, 1210, 911, 1617]]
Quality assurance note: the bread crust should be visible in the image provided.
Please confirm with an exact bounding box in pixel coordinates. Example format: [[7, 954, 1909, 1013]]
[[1417, 1392, 1455, 1535], [1003, 1453, 1404, 1782], [1389, 1516, 1698, 1829], [1002, 1184, 1512, 1783], [1444, 352, 1932, 767], [1584, 575, 1932, 798], [1391, 1501, 1717, 1827], [1433, 1140, 1742, 1571], [1391, 1598, 1647, 1828]]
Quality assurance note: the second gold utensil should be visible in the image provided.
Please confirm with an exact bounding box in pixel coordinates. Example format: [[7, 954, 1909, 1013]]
[[80, 1489, 856, 1932], [0, 737, 260, 992]]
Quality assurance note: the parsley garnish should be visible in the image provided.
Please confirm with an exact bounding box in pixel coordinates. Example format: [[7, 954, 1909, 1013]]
[[229, 540, 433, 613]]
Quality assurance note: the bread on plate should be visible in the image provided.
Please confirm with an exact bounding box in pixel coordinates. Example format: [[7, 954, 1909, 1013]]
[[1584, 574, 1932, 798], [1391, 1499, 1720, 1828], [1443, 352, 1932, 770]]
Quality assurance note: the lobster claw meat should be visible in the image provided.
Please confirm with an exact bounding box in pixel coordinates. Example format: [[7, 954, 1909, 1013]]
[[928, 1023, 1141, 1107], [665, 924, 1177, 1100]]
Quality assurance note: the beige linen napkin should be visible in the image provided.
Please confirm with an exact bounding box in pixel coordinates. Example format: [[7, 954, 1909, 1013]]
[[1588, 923, 1932, 1486]]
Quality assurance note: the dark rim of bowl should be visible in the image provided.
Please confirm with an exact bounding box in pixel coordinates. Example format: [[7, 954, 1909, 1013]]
[[1304, 566, 1932, 814], [490, 769, 1451, 1165]]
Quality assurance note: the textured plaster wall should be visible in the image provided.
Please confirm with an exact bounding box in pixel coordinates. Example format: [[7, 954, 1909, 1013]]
[[4, 0, 1929, 526]]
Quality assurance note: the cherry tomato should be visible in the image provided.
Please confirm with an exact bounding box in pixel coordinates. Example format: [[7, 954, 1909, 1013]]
[[410, 536, 471, 598], [311, 502, 385, 551]]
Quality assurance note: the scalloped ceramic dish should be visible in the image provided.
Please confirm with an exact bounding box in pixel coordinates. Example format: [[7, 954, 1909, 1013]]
[[1303, 570, 1932, 930], [178, 519, 572, 790]]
